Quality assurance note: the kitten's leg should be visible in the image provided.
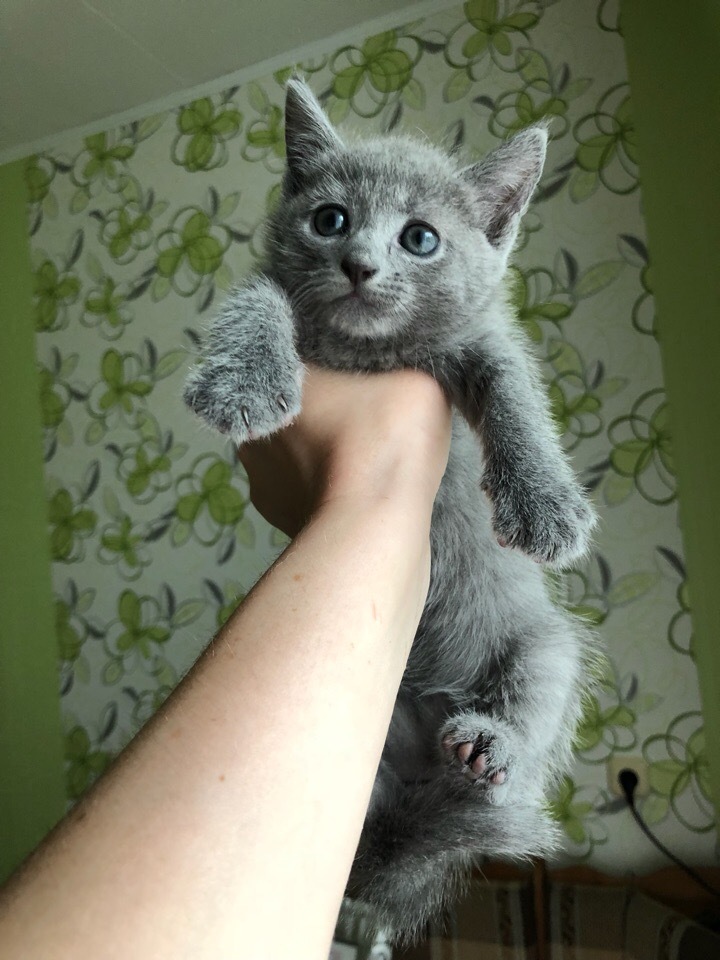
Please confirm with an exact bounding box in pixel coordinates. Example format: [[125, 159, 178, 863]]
[[350, 691, 562, 940], [184, 276, 303, 444], [350, 772, 559, 941], [441, 613, 594, 804], [437, 329, 597, 567]]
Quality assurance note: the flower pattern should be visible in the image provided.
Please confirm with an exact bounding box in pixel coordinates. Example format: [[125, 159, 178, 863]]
[[172, 96, 242, 172]]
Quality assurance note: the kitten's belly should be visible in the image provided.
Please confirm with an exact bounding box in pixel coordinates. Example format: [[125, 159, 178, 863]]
[[403, 415, 549, 692]]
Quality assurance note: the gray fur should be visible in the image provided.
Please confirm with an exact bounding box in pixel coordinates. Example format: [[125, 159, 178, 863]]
[[184, 79, 598, 941]]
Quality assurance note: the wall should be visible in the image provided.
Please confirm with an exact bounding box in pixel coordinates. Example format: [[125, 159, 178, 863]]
[[2, 0, 717, 879]]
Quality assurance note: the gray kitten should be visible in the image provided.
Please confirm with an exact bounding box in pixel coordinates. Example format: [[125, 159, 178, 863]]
[[184, 80, 597, 940]]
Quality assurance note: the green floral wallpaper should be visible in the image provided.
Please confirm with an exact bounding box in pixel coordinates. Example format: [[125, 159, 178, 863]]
[[26, 0, 716, 868]]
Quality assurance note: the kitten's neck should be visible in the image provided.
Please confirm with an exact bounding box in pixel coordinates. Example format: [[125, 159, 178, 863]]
[[296, 322, 423, 374]]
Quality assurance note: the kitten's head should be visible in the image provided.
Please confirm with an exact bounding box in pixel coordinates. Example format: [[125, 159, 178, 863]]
[[266, 79, 546, 342]]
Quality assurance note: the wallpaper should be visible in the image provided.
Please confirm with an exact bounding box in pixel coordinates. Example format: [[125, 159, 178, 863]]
[[26, 0, 716, 871]]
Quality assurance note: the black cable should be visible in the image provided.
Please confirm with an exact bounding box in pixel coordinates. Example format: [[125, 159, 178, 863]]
[[618, 768, 720, 901]]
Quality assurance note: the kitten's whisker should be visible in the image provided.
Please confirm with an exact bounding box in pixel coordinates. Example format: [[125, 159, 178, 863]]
[[425, 343, 437, 380]]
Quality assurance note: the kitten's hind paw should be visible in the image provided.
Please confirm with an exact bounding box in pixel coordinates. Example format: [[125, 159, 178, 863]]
[[441, 714, 517, 801], [446, 736, 507, 784]]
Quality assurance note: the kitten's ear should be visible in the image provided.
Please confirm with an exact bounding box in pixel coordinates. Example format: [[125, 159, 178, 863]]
[[284, 79, 342, 190], [462, 125, 548, 251]]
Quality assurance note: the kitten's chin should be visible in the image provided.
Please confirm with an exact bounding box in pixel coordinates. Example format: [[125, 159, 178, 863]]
[[324, 295, 402, 339]]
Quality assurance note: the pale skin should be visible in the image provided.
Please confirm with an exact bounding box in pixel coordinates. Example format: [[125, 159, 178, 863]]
[[0, 367, 451, 960]]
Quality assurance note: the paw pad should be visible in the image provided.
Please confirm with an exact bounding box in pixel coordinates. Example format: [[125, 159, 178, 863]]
[[443, 733, 508, 785]]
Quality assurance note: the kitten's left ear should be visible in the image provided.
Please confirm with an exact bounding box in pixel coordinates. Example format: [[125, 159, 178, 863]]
[[462, 125, 548, 252], [284, 79, 343, 191]]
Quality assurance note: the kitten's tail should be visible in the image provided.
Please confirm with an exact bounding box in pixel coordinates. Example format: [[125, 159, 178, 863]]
[[347, 780, 559, 943]]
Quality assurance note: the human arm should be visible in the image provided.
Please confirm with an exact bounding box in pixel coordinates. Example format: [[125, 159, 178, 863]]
[[0, 366, 451, 960]]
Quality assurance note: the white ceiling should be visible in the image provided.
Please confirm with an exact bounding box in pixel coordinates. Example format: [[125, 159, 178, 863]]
[[1, 0, 449, 162]]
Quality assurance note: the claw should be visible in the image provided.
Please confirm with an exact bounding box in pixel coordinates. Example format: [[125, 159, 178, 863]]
[[241, 406, 251, 429], [277, 394, 289, 414]]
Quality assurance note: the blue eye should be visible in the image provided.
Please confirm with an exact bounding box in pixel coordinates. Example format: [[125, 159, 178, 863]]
[[400, 223, 440, 256], [313, 205, 348, 236]]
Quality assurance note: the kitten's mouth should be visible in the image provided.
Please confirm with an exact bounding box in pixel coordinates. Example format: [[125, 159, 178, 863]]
[[337, 289, 381, 308]]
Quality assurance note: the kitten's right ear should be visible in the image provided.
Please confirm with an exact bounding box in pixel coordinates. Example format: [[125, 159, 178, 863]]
[[284, 79, 342, 190], [461, 125, 548, 254]]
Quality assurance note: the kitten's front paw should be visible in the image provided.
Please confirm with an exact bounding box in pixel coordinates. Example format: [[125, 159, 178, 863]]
[[484, 471, 597, 568], [183, 275, 304, 445], [184, 359, 303, 445]]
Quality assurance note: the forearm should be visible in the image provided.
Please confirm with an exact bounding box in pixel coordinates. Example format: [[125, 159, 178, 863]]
[[0, 489, 432, 960]]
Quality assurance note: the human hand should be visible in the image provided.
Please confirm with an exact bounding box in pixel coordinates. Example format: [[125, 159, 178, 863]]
[[237, 365, 452, 537]]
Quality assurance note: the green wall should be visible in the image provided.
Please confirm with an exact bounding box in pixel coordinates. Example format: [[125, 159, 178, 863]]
[[0, 161, 66, 882], [622, 0, 720, 816]]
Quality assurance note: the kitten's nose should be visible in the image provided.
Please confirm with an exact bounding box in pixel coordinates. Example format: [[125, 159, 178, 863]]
[[341, 257, 378, 286]]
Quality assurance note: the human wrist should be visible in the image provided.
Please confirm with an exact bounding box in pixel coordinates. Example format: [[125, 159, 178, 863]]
[[239, 367, 451, 537], [314, 404, 450, 517]]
